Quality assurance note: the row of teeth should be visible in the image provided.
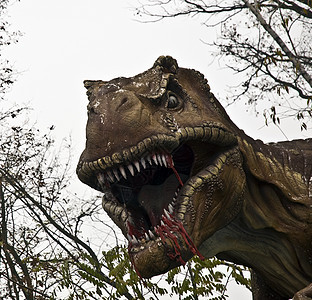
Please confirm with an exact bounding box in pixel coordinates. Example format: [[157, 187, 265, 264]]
[[127, 204, 174, 245], [97, 153, 173, 184]]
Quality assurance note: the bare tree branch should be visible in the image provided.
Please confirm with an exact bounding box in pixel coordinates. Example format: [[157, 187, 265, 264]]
[[242, 0, 312, 88]]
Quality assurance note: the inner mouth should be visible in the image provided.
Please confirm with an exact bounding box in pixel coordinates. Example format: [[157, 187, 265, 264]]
[[98, 144, 194, 241]]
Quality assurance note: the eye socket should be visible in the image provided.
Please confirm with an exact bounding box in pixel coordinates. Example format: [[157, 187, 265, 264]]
[[166, 93, 180, 109]]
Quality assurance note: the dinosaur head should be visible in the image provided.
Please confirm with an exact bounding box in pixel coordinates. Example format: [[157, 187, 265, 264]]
[[77, 56, 246, 278]]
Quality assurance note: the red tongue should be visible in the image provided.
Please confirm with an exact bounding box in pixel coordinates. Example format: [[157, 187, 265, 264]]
[[166, 154, 184, 187]]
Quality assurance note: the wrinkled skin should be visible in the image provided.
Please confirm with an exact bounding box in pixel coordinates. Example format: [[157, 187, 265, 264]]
[[77, 56, 312, 299]]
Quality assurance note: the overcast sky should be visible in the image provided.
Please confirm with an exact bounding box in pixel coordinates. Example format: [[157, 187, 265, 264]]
[[5, 0, 310, 298], [6, 0, 310, 147]]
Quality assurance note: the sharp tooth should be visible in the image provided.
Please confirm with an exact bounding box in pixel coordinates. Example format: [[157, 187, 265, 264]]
[[132, 235, 138, 244], [145, 232, 150, 241], [112, 169, 120, 181], [149, 230, 156, 240], [119, 166, 127, 179], [152, 154, 158, 165], [164, 209, 171, 219], [127, 164, 134, 176], [161, 220, 165, 227], [147, 156, 152, 165], [168, 203, 174, 214], [107, 171, 115, 183], [157, 154, 163, 166], [127, 233, 131, 241], [161, 154, 167, 167], [121, 210, 127, 222], [140, 157, 146, 169], [134, 161, 140, 172], [97, 173, 105, 184]]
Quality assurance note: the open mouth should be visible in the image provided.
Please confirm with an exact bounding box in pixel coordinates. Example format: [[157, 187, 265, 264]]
[[77, 123, 238, 275], [99, 144, 193, 241], [97, 143, 208, 272]]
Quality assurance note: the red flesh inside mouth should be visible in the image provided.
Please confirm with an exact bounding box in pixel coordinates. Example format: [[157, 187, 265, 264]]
[[97, 144, 204, 273], [155, 214, 204, 263]]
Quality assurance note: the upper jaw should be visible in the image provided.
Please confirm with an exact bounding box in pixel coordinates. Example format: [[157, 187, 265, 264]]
[[77, 122, 237, 188]]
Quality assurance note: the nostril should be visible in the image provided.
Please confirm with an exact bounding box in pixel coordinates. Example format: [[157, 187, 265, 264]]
[[120, 97, 128, 106], [117, 97, 129, 110]]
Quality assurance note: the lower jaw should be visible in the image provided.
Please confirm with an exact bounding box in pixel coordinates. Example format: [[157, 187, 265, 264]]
[[102, 188, 204, 278], [129, 234, 191, 278], [128, 215, 203, 278]]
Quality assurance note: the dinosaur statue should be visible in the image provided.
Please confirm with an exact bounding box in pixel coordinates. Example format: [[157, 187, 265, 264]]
[[77, 56, 312, 299]]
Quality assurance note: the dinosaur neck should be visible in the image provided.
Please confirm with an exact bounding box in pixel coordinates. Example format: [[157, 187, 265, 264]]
[[198, 138, 312, 298], [199, 214, 310, 298], [238, 137, 312, 229]]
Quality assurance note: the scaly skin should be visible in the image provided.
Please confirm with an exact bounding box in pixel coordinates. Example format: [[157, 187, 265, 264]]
[[77, 56, 312, 299]]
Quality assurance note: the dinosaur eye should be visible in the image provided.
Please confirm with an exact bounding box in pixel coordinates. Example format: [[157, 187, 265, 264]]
[[166, 93, 180, 109]]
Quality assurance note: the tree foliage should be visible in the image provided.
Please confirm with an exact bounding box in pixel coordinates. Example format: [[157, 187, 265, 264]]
[[77, 245, 250, 300], [0, 0, 20, 99], [136, 0, 312, 129]]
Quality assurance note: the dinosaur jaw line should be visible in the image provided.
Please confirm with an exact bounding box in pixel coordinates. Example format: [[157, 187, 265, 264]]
[[77, 123, 237, 277]]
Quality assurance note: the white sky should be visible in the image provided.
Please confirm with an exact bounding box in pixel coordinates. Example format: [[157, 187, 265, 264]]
[[4, 0, 310, 298]]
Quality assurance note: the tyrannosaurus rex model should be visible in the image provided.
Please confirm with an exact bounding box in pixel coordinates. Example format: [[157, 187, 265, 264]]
[[77, 56, 312, 299]]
